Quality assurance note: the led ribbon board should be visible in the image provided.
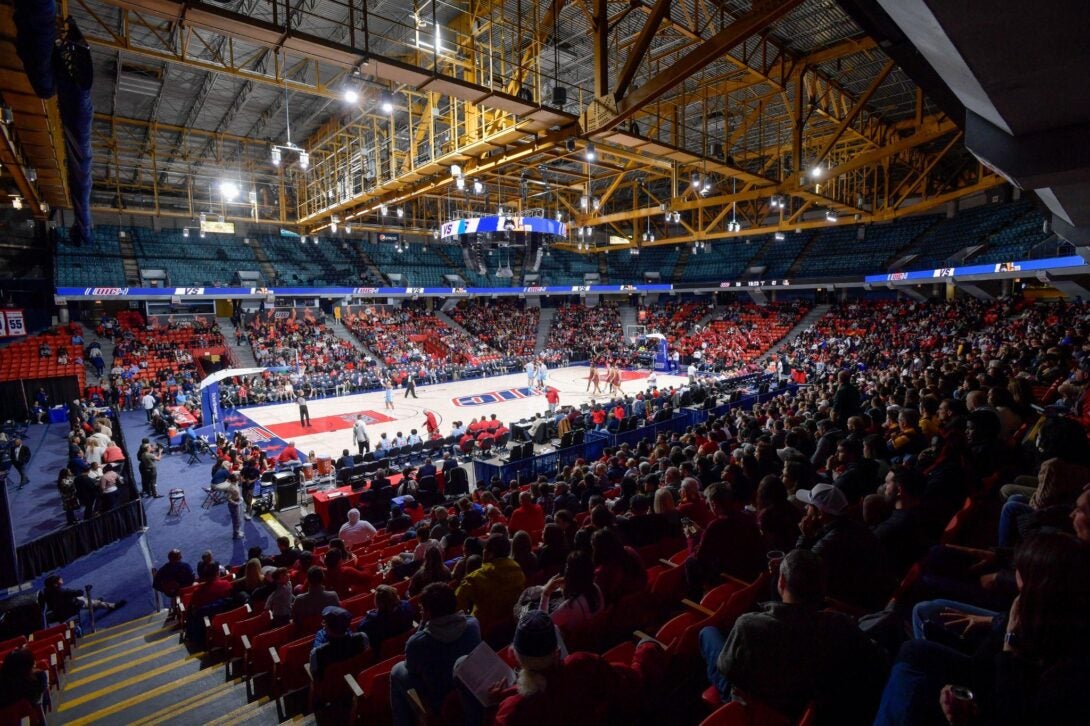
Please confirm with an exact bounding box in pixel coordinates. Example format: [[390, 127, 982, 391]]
[[439, 215, 567, 239]]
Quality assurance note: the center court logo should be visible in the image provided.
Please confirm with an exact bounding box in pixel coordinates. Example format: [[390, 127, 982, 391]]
[[453, 386, 551, 407]]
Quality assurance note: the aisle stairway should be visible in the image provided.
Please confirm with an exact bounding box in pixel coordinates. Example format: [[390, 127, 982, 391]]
[[535, 306, 556, 353], [248, 240, 278, 286], [218, 318, 259, 368], [47, 610, 330, 725], [79, 325, 115, 384], [756, 303, 831, 364], [117, 234, 141, 286], [331, 318, 385, 371], [618, 304, 638, 342], [48, 613, 277, 725]]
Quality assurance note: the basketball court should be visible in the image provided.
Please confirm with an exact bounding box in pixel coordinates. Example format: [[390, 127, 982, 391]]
[[230, 365, 691, 459]]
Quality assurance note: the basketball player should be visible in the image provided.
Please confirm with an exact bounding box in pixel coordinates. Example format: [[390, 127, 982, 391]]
[[535, 361, 547, 391], [384, 378, 395, 410]]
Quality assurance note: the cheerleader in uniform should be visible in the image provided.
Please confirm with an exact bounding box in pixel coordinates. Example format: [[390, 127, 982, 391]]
[[587, 364, 602, 394], [608, 364, 622, 395]]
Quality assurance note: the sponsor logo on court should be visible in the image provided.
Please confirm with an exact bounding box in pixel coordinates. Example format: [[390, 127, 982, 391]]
[[337, 411, 394, 425], [453, 386, 547, 407]]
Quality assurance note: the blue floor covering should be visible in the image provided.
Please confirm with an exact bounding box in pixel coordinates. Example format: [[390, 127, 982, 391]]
[[7, 421, 71, 546], [2, 411, 277, 624]]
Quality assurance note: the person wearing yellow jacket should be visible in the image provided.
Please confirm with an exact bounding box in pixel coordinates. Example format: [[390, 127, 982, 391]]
[[456, 533, 527, 645]]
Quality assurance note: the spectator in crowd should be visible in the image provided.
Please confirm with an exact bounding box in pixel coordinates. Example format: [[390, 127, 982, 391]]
[[492, 609, 665, 726], [186, 565, 231, 614], [265, 567, 294, 625], [869, 467, 936, 577], [0, 647, 48, 713], [309, 606, 367, 680], [409, 545, 452, 596], [701, 549, 887, 722], [509, 491, 546, 535], [356, 584, 415, 652], [455, 534, 526, 643], [796, 483, 893, 609], [390, 583, 481, 726], [152, 549, 195, 600], [338, 507, 377, 547], [684, 482, 765, 597], [875, 532, 1090, 725], [754, 475, 802, 553], [292, 566, 340, 626], [591, 528, 648, 606]]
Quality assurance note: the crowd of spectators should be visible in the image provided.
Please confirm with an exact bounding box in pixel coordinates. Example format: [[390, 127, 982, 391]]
[[19, 293, 1090, 724], [637, 301, 713, 343], [343, 304, 514, 382], [449, 300, 540, 358], [675, 301, 810, 373], [243, 312, 355, 369], [544, 302, 630, 362]]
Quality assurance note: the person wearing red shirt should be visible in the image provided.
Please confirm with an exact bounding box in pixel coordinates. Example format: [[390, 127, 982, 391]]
[[612, 404, 625, 422], [508, 491, 545, 535], [467, 418, 484, 434], [590, 407, 607, 431], [545, 387, 560, 415], [486, 415, 502, 432], [459, 432, 475, 453], [277, 441, 303, 465], [321, 549, 372, 598], [493, 423, 510, 440], [188, 563, 233, 612], [677, 477, 715, 529]]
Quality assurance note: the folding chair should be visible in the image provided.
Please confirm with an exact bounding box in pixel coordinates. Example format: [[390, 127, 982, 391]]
[[169, 488, 190, 515], [184, 436, 202, 465], [201, 486, 225, 509]]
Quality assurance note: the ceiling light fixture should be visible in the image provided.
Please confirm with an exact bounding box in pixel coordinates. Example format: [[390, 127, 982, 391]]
[[298, 151, 309, 170], [270, 147, 281, 166], [380, 90, 395, 114], [825, 209, 838, 223], [584, 142, 596, 161], [774, 231, 785, 241], [182, 227, 189, 238], [473, 179, 483, 194], [343, 88, 359, 104], [219, 180, 239, 201], [379, 204, 388, 216], [396, 207, 404, 218]]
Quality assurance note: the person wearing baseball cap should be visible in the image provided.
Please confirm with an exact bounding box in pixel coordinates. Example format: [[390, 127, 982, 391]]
[[491, 610, 665, 725], [796, 483, 894, 610], [308, 605, 367, 681]]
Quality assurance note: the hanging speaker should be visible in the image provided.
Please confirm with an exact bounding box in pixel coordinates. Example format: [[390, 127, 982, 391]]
[[551, 86, 567, 107]]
